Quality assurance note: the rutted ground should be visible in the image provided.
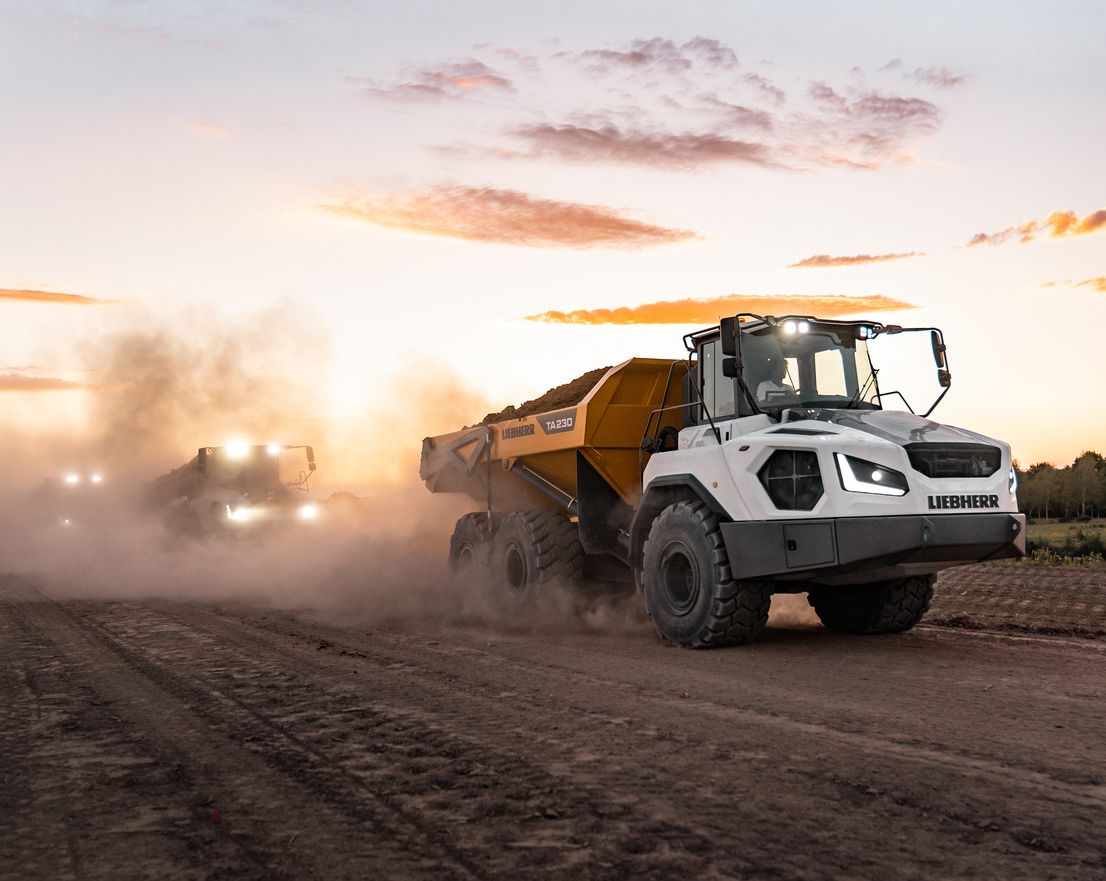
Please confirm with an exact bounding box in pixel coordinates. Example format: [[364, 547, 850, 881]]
[[2, 571, 1105, 881], [933, 562, 1106, 635]]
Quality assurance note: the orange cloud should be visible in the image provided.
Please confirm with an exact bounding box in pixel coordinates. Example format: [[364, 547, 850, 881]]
[[1076, 276, 1106, 292], [0, 288, 116, 305], [0, 373, 87, 392], [1045, 276, 1106, 293], [788, 251, 923, 268], [967, 208, 1106, 246], [322, 186, 697, 249], [525, 293, 916, 325]]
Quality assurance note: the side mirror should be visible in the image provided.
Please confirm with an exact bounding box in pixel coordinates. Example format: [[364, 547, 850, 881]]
[[938, 369, 951, 388], [197, 447, 207, 473], [930, 331, 947, 368], [720, 316, 739, 357], [721, 357, 740, 378]]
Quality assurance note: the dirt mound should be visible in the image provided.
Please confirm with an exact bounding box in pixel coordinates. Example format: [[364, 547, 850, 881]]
[[482, 366, 611, 424]]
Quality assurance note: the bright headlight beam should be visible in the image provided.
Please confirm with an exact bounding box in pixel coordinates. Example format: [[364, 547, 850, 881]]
[[835, 453, 907, 496], [266, 443, 282, 456], [65, 473, 80, 485], [225, 439, 251, 460], [298, 503, 318, 520], [226, 504, 252, 522]]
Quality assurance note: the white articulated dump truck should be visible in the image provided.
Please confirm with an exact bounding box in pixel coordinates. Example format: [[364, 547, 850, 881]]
[[420, 313, 1025, 648]]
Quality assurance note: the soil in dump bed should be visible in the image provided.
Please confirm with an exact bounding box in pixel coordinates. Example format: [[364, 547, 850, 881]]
[[482, 366, 611, 424]]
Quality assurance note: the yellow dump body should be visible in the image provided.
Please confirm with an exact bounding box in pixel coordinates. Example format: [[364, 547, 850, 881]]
[[420, 358, 687, 513]]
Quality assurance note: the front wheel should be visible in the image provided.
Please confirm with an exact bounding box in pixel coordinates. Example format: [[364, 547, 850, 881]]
[[641, 501, 772, 648], [807, 575, 934, 634]]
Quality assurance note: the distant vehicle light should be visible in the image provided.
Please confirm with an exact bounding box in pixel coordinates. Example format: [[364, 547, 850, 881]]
[[798, 320, 810, 333], [91, 473, 103, 484], [226, 505, 252, 522], [266, 443, 282, 456], [298, 503, 318, 520], [225, 440, 251, 460], [65, 473, 80, 485]]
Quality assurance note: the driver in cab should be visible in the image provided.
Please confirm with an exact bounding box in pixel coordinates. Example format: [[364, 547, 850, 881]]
[[757, 358, 796, 402]]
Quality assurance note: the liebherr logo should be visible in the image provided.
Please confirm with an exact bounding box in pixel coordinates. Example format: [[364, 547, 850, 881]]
[[928, 494, 1000, 510]]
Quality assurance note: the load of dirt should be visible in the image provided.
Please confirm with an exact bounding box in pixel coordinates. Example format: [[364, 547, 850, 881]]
[[482, 366, 611, 424]]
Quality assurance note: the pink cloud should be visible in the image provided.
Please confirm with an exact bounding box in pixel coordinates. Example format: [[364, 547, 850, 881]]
[[511, 122, 776, 169], [322, 185, 697, 249]]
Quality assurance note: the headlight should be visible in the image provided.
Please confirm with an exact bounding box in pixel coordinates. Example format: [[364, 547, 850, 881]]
[[226, 505, 252, 522], [225, 440, 251, 460], [1009, 467, 1018, 495], [835, 453, 909, 496], [298, 503, 318, 520]]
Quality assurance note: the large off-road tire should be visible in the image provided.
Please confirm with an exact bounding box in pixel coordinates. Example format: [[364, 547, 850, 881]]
[[490, 510, 585, 602], [641, 501, 772, 648], [449, 512, 493, 574], [807, 575, 935, 635]]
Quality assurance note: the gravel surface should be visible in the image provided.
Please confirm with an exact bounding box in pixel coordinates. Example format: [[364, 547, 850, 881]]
[[3, 568, 1105, 880]]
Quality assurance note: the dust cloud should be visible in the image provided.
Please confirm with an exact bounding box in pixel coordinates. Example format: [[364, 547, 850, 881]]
[[0, 304, 648, 636], [1, 304, 825, 640]]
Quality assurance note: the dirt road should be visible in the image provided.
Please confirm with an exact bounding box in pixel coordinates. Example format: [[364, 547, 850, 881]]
[[3, 573, 1105, 880]]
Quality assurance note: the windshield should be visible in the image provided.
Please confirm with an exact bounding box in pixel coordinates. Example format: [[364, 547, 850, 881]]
[[206, 446, 314, 496], [741, 325, 878, 410]]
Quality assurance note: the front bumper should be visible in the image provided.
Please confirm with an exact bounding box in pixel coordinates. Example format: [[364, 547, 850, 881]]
[[720, 513, 1026, 586]]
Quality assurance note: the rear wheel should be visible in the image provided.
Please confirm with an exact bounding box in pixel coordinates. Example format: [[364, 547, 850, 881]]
[[642, 501, 772, 648], [807, 575, 934, 634], [449, 512, 493, 575], [490, 510, 584, 602]]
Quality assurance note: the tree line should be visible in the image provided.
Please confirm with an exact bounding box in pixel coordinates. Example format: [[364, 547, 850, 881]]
[[1016, 451, 1106, 520]]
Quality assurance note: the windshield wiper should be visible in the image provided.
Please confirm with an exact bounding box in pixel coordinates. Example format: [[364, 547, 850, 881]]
[[843, 368, 878, 410]]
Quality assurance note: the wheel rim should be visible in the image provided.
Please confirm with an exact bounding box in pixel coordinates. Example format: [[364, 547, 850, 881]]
[[504, 542, 528, 591], [660, 542, 700, 616]]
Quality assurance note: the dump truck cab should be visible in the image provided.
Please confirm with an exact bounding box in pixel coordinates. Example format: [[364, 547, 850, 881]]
[[641, 315, 1021, 585], [421, 312, 1025, 648], [150, 442, 319, 533]]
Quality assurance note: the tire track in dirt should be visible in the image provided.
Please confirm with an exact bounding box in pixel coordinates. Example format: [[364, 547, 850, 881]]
[[198, 603, 1106, 807], [145, 601, 1106, 879], [1, 581, 480, 881], [7, 576, 1106, 880]]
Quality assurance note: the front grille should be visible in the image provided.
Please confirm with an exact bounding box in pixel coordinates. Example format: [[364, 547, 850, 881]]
[[904, 443, 1000, 479]]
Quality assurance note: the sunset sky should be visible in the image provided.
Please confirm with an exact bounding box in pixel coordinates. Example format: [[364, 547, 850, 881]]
[[2, 0, 1104, 477]]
